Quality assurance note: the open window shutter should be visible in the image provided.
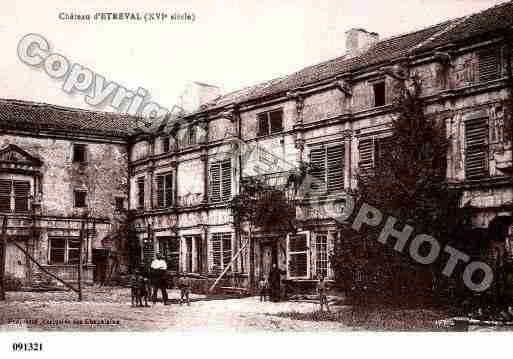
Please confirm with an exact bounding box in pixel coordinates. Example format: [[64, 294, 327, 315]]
[[222, 233, 232, 269], [221, 160, 231, 201], [479, 47, 501, 82], [257, 113, 269, 136], [269, 110, 283, 134], [288, 233, 309, 278], [209, 163, 221, 202], [165, 173, 173, 206], [358, 138, 374, 176], [211, 233, 222, 271], [375, 136, 394, 168], [156, 175, 164, 208], [0, 180, 11, 212], [309, 147, 327, 194], [465, 117, 488, 179], [49, 238, 66, 264], [327, 145, 344, 192], [13, 180, 30, 212]]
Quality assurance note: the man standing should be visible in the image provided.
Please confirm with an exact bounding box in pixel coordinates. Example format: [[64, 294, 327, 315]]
[[268, 263, 285, 302], [151, 253, 169, 305]]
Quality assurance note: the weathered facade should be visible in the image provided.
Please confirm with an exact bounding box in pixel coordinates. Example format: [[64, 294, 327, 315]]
[[128, 2, 513, 290], [2, 2, 513, 291], [0, 100, 131, 285]]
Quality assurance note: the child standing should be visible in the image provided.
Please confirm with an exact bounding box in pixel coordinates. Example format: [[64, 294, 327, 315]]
[[258, 276, 268, 302], [317, 274, 330, 312], [130, 269, 142, 307], [177, 276, 191, 306]]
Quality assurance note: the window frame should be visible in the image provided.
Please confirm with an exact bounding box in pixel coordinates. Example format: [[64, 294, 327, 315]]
[[209, 159, 232, 203], [372, 80, 386, 108], [0, 178, 31, 213], [308, 143, 345, 195], [464, 116, 489, 180], [115, 196, 124, 212], [314, 232, 329, 278], [136, 177, 145, 209], [162, 136, 171, 153], [72, 143, 87, 164], [158, 236, 180, 272], [210, 232, 233, 273], [73, 190, 87, 208], [257, 108, 284, 137], [286, 231, 310, 280], [156, 172, 174, 208], [48, 237, 81, 265]]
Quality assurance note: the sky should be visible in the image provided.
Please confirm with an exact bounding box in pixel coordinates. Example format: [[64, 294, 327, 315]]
[[0, 0, 506, 114]]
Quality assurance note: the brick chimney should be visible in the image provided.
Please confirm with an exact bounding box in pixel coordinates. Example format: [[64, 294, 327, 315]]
[[179, 82, 222, 114], [345, 28, 379, 57]]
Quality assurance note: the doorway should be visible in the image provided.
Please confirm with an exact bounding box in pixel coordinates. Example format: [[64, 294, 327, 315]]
[[260, 241, 278, 279]]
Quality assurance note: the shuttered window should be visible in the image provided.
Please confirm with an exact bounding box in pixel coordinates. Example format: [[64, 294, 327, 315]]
[[137, 177, 145, 209], [159, 236, 179, 272], [309, 144, 344, 194], [0, 180, 10, 212], [358, 136, 394, 177], [257, 109, 283, 136], [465, 117, 488, 179], [479, 47, 501, 83], [209, 160, 231, 202], [49, 237, 80, 265], [358, 138, 374, 176], [0, 179, 30, 213], [211, 233, 232, 272], [287, 233, 309, 279], [156, 172, 173, 208]]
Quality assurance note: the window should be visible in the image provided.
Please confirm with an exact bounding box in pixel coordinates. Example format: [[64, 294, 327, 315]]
[[211, 233, 232, 272], [115, 197, 124, 211], [315, 232, 328, 277], [287, 233, 309, 279], [309, 144, 344, 194], [479, 47, 501, 83], [373, 81, 386, 107], [72, 144, 87, 163], [257, 109, 283, 136], [0, 179, 30, 213], [188, 125, 196, 145], [156, 172, 173, 208], [49, 237, 80, 265], [74, 190, 87, 208], [184, 236, 193, 273], [465, 117, 489, 179], [158, 236, 180, 272], [209, 160, 231, 202], [137, 177, 145, 209], [358, 136, 394, 176], [162, 136, 170, 153]]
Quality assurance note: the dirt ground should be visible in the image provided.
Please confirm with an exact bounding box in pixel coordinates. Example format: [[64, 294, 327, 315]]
[[0, 286, 453, 331]]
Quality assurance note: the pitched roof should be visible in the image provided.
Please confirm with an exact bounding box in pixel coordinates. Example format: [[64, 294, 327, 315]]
[[199, 1, 513, 113], [0, 99, 140, 138]]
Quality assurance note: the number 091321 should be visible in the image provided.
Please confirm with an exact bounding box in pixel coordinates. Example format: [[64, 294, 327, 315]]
[[12, 343, 43, 351]]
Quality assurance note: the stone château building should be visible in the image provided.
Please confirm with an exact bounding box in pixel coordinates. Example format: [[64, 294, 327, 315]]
[[1, 1, 513, 289]]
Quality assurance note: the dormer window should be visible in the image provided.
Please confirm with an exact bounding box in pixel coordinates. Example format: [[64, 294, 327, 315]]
[[373, 81, 386, 107], [257, 109, 283, 137]]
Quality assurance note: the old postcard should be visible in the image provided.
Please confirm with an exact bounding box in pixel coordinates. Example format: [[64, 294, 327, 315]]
[[1, 0, 513, 355]]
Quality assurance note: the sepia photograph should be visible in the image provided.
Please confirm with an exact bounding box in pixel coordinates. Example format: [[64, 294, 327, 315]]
[[1, 0, 513, 355]]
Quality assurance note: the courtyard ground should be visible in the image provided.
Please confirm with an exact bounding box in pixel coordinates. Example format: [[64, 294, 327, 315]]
[[0, 286, 500, 331]]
